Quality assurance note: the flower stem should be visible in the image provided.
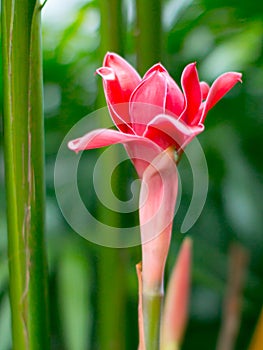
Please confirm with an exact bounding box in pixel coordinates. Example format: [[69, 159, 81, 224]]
[[143, 291, 163, 350], [2, 1, 49, 349]]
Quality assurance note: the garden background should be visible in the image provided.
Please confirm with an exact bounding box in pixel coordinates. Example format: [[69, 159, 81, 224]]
[[0, 0, 263, 349]]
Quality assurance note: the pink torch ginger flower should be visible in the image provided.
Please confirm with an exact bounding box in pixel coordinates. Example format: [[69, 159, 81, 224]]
[[69, 52, 242, 178], [68, 53, 241, 345], [68, 51, 241, 286]]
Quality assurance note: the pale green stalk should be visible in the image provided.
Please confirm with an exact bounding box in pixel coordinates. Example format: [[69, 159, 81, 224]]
[[2, 1, 49, 349], [143, 292, 163, 350], [135, 0, 162, 74], [96, 0, 126, 349]]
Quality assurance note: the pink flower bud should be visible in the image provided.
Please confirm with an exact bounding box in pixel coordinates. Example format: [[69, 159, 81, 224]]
[[161, 238, 192, 349]]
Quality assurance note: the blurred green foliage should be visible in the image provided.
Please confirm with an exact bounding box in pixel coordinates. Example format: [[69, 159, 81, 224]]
[[0, 0, 262, 349]]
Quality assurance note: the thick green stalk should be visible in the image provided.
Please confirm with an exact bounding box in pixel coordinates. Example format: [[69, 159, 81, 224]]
[[2, 1, 49, 349], [96, 1, 126, 349], [135, 0, 162, 74], [143, 292, 163, 350], [99, 0, 124, 54]]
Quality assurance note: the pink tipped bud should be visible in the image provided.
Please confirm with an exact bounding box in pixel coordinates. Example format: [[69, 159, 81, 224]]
[[161, 237, 192, 349]]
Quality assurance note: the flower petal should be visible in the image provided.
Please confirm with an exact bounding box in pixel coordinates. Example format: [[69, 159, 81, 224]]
[[143, 63, 185, 117], [165, 77, 185, 117], [201, 72, 242, 123], [103, 52, 141, 90], [97, 52, 141, 133], [180, 63, 202, 126], [144, 114, 204, 151], [68, 128, 162, 178], [130, 70, 167, 135], [68, 128, 134, 151], [200, 81, 210, 100], [142, 62, 168, 79], [139, 148, 178, 292]]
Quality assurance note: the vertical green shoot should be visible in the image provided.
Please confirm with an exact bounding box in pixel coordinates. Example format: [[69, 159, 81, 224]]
[[135, 0, 162, 74], [2, 1, 49, 349], [96, 1, 127, 349]]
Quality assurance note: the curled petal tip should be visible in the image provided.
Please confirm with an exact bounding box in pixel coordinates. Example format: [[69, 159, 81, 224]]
[[96, 67, 115, 80], [182, 62, 198, 77], [103, 51, 118, 65], [106, 52, 116, 60], [143, 62, 168, 79], [224, 71, 242, 82], [183, 62, 198, 76], [200, 70, 243, 122], [237, 72, 243, 82], [188, 62, 197, 68], [226, 71, 243, 83], [67, 139, 80, 153], [150, 63, 167, 72]]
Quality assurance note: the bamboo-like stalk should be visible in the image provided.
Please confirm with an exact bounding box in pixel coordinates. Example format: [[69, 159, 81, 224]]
[[135, 0, 162, 74], [99, 0, 124, 54], [96, 1, 126, 349], [2, 1, 49, 349]]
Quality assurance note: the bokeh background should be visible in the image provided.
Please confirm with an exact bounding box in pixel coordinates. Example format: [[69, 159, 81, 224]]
[[0, 0, 263, 349]]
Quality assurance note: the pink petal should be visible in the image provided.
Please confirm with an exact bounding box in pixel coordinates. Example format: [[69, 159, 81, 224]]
[[125, 143, 162, 179], [161, 238, 192, 348], [144, 63, 185, 117], [68, 128, 135, 151], [200, 81, 210, 100], [96, 68, 133, 134], [201, 72, 242, 123], [97, 52, 141, 133], [165, 77, 185, 117], [104, 52, 141, 88], [129, 70, 167, 135], [139, 148, 178, 292], [68, 128, 162, 178], [143, 114, 204, 151], [180, 63, 202, 126], [142, 62, 168, 79]]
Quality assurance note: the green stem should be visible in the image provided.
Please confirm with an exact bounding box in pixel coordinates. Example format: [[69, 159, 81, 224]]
[[96, 1, 127, 349], [135, 0, 162, 74], [98, 0, 124, 55], [2, 1, 49, 349], [143, 291, 163, 350], [97, 247, 127, 350]]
